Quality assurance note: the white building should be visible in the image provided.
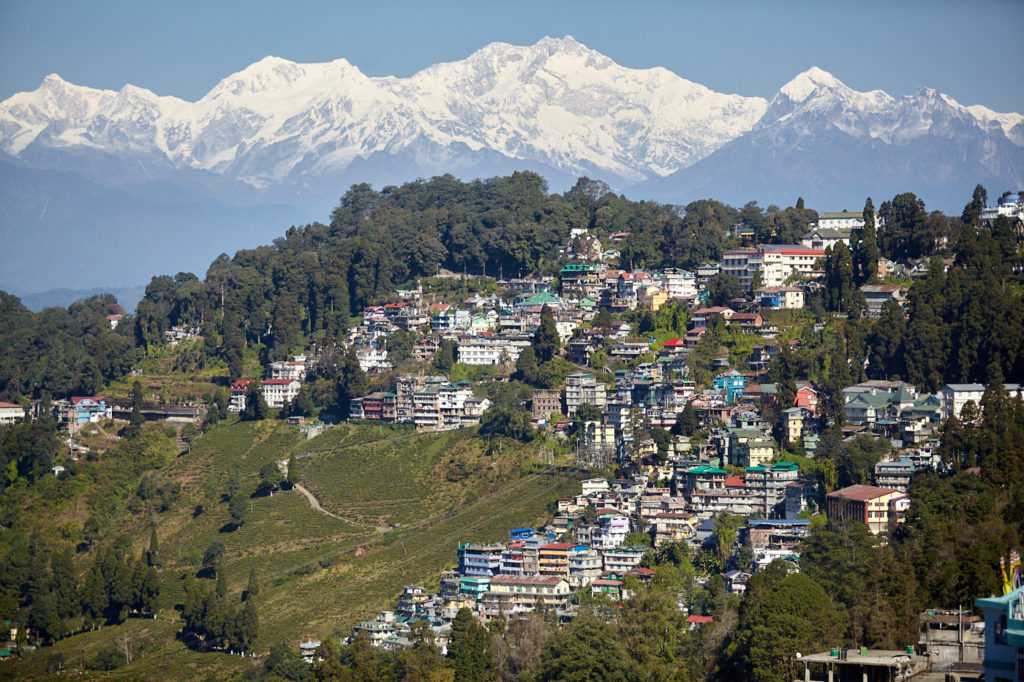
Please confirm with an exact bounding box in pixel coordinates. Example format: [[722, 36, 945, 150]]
[[564, 373, 608, 417], [414, 382, 475, 431], [0, 401, 26, 424], [721, 245, 825, 289], [800, 228, 850, 251], [658, 268, 698, 299], [357, 348, 391, 373], [457, 336, 529, 366], [817, 211, 866, 231], [268, 358, 307, 382], [262, 379, 301, 409], [981, 198, 1024, 222]]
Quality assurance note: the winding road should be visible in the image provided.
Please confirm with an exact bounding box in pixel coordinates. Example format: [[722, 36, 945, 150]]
[[277, 458, 381, 530]]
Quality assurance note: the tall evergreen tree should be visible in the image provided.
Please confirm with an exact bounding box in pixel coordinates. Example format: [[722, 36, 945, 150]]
[[533, 305, 561, 364], [147, 526, 160, 567], [447, 607, 494, 681], [240, 382, 269, 421], [234, 599, 259, 653], [245, 567, 260, 600], [854, 197, 880, 285], [127, 380, 145, 438]]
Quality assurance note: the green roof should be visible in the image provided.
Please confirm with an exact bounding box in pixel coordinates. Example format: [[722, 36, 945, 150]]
[[772, 462, 799, 471], [892, 386, 916, 402], [686, 465, 728, 475], [561, 263, 600, 272], [522, 291, 560, 305]]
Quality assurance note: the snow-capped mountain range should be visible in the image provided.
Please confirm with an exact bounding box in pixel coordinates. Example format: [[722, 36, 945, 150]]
[[1, 36, 1022, 294], [0, 36, 770, 189]]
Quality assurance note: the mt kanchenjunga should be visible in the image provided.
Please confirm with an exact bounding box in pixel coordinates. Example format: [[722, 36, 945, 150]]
[[0, 36, 769, 190], [2, 37, 1022, 293]]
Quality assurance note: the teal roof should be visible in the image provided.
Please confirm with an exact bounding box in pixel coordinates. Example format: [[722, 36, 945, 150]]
[[892, 386, 916, 402], [522, 291, 560, 305], [772, 462, 799, 471], [685, 465, 728, 475]]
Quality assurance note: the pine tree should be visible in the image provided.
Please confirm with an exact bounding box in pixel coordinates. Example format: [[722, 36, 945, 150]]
[[286, 454, 299, 488], [127, 380, 145, 438], [215, 570, 228, 599], [81, 563, 108, 624], [337, 348, 370, 417], [854, 197, 880, 285], [672, 402, 698, 437], [50, 547, 78, 621], [240, 382, 269, 421], [533, 305, 560, 363], [147, 526, 160, 567], [447, 607, 493, 682], [234, 599, 259, 653], [245, 567, 260, 600]]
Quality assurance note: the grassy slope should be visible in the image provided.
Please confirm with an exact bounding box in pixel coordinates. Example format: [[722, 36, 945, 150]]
[[5, 421, 580, 679]]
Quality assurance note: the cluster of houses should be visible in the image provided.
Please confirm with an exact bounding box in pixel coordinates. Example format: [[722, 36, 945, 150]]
[[349, 376, 491, 431], [229, 356, 307, 413]]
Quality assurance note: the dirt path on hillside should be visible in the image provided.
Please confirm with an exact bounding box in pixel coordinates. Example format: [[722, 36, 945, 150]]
[[277, 459, 384, 530]]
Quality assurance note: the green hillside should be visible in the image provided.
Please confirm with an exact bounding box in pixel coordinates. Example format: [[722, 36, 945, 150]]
[[3, 420, 580, 679]]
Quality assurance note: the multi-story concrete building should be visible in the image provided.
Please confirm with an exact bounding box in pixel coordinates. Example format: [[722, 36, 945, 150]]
[[658, 268, 697, 299], [564, 373, 607, 417], [560, 263, 604, 298], [826, 484, 905, 535], [458, 543, 504, 576], [261, 379, 301, 409], [0, 401, 26, 425], [744, 462, 800, 517], [975, 585, 1024, 682], [486, 575, 571, 610], [721, 245, 825, 289], [568, 548, 602, 587]]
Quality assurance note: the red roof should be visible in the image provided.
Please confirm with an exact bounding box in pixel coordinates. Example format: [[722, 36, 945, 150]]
[[0, 401, 23, 409], [686, 615, 714, 624], [827, 484, 901, 501], [724, 475, 746, 488], [662, 338, 685, 348], [491, 574, 565, 586], [71, 396, 103, 405]]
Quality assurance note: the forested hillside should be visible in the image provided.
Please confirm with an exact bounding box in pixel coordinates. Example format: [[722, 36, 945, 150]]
[[0, 174, 1023, 679]]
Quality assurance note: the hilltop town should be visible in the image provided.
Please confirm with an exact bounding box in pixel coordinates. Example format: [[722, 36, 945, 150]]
[[0, 178, 1022, 680]]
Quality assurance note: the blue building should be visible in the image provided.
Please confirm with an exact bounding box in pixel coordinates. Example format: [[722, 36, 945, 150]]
[[713, 370, 746, 404], [457, 542, 503, 576], [976, 584, 1024, 682]]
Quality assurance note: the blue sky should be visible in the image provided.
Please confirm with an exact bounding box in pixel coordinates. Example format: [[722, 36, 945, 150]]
[[2, 0, 1023, 112]]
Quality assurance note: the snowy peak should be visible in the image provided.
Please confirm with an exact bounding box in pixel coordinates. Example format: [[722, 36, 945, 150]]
[[778, 66, 845, 102], [1, 37, 1021, 190]]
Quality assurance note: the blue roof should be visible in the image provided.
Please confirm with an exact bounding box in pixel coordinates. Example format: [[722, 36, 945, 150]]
[[747, 519, 810, 528]]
